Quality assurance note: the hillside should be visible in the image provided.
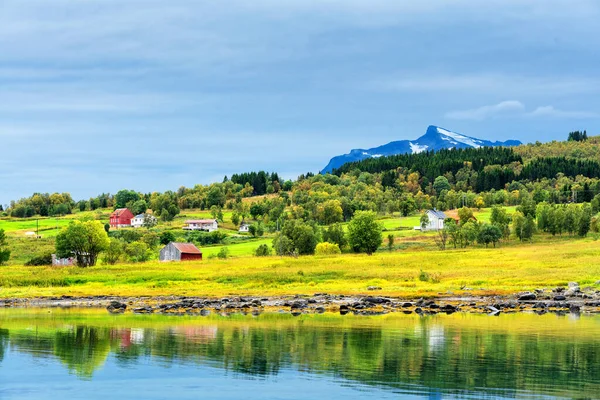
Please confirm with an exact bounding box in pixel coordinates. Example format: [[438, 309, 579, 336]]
[[515, 136, 600, 163]]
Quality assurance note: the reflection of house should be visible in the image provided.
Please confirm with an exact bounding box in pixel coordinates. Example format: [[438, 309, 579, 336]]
[[159, 242, 203, 262], [131, 213, 157, 228], [239, 222, 250, 233], [421, 209, 447, 231], [110, 208, 134, 228], [183, 219, 218, 232]]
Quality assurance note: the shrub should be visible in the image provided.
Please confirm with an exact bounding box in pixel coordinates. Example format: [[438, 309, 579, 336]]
[[25, 253, 53, 266], [255, 244, 272, 257], [217, 247, 230, 259], [125, 241, 151, 263], [315, 242, 341, 256]]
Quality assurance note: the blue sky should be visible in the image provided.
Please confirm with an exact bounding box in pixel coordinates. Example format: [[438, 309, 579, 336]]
[[1, 1, 600, 205]]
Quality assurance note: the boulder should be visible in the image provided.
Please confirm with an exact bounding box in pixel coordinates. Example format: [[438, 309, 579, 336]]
[[568, 282, 580, 289], [518, 293, 537, 301], [362, 296, 391, 305], [107, 301, 127, 313], [440, 304, 457, 313], [553, 295, 567, 301]]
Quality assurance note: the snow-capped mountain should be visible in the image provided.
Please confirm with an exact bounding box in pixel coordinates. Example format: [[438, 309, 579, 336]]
[[320, 125, 521, 173]]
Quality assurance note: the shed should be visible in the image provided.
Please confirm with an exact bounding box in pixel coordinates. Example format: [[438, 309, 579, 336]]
[[159, 242, 203, 262]]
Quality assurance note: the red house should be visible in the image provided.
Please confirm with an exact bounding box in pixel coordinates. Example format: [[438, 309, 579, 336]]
[[110, 208, 134, 228]]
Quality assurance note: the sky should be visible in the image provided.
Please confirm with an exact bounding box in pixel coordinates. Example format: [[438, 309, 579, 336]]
[[1, 1, 600, 205]]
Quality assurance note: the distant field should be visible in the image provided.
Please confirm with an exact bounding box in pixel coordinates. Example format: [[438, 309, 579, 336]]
[[0, 237, 598, 298]]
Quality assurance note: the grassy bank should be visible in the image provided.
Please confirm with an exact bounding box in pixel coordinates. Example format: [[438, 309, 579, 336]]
[[1, 238, 599, 299]]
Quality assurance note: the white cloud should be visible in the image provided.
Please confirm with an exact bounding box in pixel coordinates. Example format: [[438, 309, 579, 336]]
[[445, 101, 525, 120], [371, 73, 600, 96], [446, 101, 599, 120], [528, 106, 599, 119]]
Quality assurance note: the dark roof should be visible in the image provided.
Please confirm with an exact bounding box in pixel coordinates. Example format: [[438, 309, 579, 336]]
[[427, 209, 447, 220], [171, 242, 202, 254], [185, 219, 217, 224], [134, 213, 156, 219]]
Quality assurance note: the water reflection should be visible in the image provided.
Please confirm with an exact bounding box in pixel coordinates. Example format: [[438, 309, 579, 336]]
[[0, 311, 599, 398]]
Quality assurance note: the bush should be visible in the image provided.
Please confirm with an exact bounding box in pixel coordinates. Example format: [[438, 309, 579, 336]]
[[160, 231, 176, 245], [186, 231, 226, 245], [102, 238, 125, 265], [347, 211, 382, 255], [25, 253, 53, 266], [125, 241, 151, 263], [255, 244, 272, 257], [315, 242, 341, 256], [217, 247, 230, 259]]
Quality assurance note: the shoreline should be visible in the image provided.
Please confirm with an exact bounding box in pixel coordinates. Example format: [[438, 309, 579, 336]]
[[2, 285, 599, 316]]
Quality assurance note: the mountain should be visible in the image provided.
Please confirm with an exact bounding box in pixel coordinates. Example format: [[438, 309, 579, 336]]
[[321, 125, 522, 173]]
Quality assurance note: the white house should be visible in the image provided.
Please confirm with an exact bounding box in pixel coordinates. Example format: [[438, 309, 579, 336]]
[[131, 213, 157, 228], [421, 209, 447, 231], [239, 222, 250, 233], [183, 219, 219, 232]]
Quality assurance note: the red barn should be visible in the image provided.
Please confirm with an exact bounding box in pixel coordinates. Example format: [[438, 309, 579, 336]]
[[159, 242, 203, 262], [110, 208, 134, 228]]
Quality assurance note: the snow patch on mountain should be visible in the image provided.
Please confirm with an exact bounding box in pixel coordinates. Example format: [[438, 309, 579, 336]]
[[437, 127, 482, 148]]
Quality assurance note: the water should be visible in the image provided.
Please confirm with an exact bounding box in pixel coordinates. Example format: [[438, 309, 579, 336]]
[[0, 310, 598, 399]]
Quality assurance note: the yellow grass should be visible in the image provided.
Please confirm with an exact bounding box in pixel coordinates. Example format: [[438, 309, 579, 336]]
[[1, 238, 599, 299]]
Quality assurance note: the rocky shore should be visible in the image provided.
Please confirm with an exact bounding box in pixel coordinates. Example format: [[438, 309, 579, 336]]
[[1, 282, 599, 317]]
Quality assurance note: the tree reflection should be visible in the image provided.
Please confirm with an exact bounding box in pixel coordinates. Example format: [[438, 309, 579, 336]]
[[0, 314, 599, 398]]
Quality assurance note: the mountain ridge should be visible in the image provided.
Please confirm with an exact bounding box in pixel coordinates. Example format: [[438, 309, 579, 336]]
[[321, 125, 522, 173]]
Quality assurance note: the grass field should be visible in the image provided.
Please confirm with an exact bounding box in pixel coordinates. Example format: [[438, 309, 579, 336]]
[[0, 237, 598, 299]]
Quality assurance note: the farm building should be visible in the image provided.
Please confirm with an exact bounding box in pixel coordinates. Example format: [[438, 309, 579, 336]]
[[131, 213, 157, 228], [110, 208, 134, 228], [239, 222, 250, 233], [183, 219, 218, 232], [421, 209, 447, 231], [159, 242, 203, 262]]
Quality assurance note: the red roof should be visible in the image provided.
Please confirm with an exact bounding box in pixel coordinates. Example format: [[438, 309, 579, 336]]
[[111, 208, 131, 217], [185, 219, 217, 224], [171, 242, 202, 254]]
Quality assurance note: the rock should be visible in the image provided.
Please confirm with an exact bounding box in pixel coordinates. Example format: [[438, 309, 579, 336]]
[[440, 304, 457, 313], [367, 286, 382, 291], [107, 301, 127, 313], [133, 307, 153, 314], [315, 307, 325, 314], [362, 296, 391, 305], [534, 289, 544, 294], [568, 282, 579, 289], [401, 302, 414, 308], [554, 287, 565, 293], [290, 301, 307, 310], [564, 289, 579, 297], [518, 293, 537, 301], [487, 305, 499, 313], [554, 295, 567, 301], [251, 299, 262, 307], [414, 307, 423, 314], [570, 305, 581, 313]]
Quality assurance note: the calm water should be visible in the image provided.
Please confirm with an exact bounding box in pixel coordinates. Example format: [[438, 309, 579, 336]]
[[0, 310, 598, 399]]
